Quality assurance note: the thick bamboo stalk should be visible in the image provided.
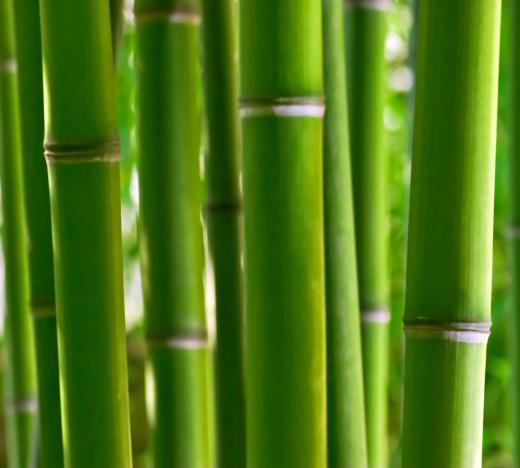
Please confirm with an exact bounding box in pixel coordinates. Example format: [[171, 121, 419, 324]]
[[344, 1, 389, 466], [323, 0, 367, 466], [510, 0, 520, 464], [200, 0, 246, 466], [134, 1, 213, 466], [0, 0, 38, 466], [239, 1, 327, 466], [38, 0, 132, 465], [402, 1, 501, 467], [11, 0, 63, 466]]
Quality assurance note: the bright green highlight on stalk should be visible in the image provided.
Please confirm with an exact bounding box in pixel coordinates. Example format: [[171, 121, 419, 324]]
[[345, 2, 389, 467], [240, 0, 327, 467], [135, 0, 214, 466], [201, 0, 246, 465], [402, 1, 501, 466], [39, 0, 132, 465], [11, 0, 63, 465], [322, 0, 367, 466], [0, 0, 37, 465]]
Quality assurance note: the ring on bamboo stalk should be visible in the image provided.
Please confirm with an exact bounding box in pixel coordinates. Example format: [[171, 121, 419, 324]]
[[134, 7, 201, 25], [44, 141, 120, 163], [344, 0, 391, 11], [240, 97, 325, 118]]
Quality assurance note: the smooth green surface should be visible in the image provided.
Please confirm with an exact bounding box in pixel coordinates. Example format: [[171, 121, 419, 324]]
[[39, 0, 132, 465], [322, 0, 367, 466], [135, 4, 213, 466], [240, 1, 326, 466], [11, 0, 63, 465], [201, 0, 246, 465], [402, 0, 501, 466], [0, 0, 38, 465], [345, 6, 388, 467]]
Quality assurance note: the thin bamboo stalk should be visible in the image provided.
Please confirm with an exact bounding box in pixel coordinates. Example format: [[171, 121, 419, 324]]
[[134, 0, 214, 466], [0, 0, 38, 465], [402, 1, 501, 466], [11, 0, 63, 465], [323, 0, 367, 466], [38, 0, 132, 465], [200, 0, 246, 465], [344, 1, 389, 466], [510, 0, 520, 464], [239, 0, 327, 466]]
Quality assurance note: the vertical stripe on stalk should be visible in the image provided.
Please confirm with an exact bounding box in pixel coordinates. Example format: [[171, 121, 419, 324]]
[[402, 0, 501, 466], [0, 0, 38, 465], [11, 0, 63, 465], [38, 0, 132, 465], [345, 1, 389, 466], [322, 0, 368, 466], [239, 0, 327, 466], [200, 0, 246, 464], [134, 0, 214, 466]]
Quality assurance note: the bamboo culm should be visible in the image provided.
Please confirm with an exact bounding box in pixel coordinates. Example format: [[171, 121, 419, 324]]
[[322, 0, 368, 466], [239, 0, 327, 466], [201, 0, 246, 465], [0, 0, 38, 465], [38, 0, 132, 465], [11, 0, 63, 465], [401, 1, 501, 466], [134, 0, 214, 466], [345, 1, 389, 466]]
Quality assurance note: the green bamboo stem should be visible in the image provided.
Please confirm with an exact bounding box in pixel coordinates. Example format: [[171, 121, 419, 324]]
[[134, 1, 213, 466], [38, 0, 132, 465], [510, 0, 520, 464], [239, 1, 327, 466], [0, 0, 38, 466], [402, 1, 501, 466], [200, 0, 246, 465], [345, 1, 389, 466], [110, 0, 124, 60], [11, 0, 63, 465], [323, 0, 368, 466]]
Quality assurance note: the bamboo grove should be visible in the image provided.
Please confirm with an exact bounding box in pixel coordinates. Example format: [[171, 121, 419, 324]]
[[0, 0, 515, 466]]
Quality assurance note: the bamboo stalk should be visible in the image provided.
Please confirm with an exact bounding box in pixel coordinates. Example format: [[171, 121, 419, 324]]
[[134, 0, 213, 466], [38, 0, 132, 465], [110, 0, 124, 60], [11, 0, 63, 465], [344, 1, 389, 466], [510, 0, 520, 464], [200, 0, 246, 465], [0, 0, 38, 466], [402, 1, 501, 466], [323, 0, 367, 466], [239, 1, 327, 466]]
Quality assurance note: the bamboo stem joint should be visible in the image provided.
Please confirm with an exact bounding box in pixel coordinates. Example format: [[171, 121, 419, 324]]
[[344, 0, 390, 11], [403, 319, 491, 344], [240, 97, 325, 119], [44, 141, 120, 164]]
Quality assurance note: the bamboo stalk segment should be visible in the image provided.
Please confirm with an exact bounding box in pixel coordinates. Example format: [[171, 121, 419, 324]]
[[38, 0, 132, 465], [402, 1, 501, 466], [0, 0, 38, 465], [11, 0, 63, 465], [134, 0, 214, 466], [239, 1, 327, 466], [344, 1, 389, 466], [200, 0, 246, 465], [322, 0, 368, 466]]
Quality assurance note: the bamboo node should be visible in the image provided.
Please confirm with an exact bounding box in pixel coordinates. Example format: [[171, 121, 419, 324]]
[[44, 140, 120, 164], [0, 58, 17, 72], [361, 308, 390, 324], [240, 97, 325, 119], [4, 396, 38, 414], [134, 7, 201, 25], [205, 201, 242, 213], [31, 303, 56, 319], [403, 318, 491, 344], [146, 332, 209, 350], [344, 0, 391, 11]]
